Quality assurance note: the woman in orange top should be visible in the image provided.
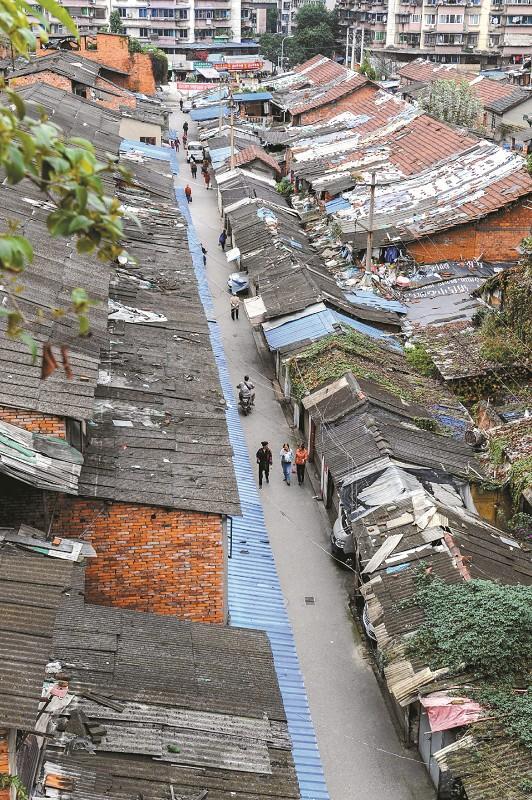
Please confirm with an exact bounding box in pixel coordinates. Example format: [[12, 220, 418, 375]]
[[295, 443, 308, 486]]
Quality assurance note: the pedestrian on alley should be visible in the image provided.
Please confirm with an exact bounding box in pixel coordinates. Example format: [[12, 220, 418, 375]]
[[185, 184, 192, 203], [174, 137, 180, 152], [280, 443, 294, 486], [183, 120, 189, 134], [230, 293, 240, 321], [201, 244, 207, 265], [256, 441, 272, 488], [203, 169, 211, 190], [218, 229, 227, 251], [295, 442, 308, 486], [182, 132, 188, 148], [190, 161, 197, 178], [179, 98, 183, 112]]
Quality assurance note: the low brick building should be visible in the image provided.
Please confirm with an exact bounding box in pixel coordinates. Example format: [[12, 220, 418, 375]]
[[0, 90, 239, 625], [38, 32, 156, 96]]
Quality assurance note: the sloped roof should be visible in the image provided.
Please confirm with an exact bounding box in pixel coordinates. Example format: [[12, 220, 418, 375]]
[[290, 73, 368, 116], [0, 541, 75, 730], [10, 51, 128, 89], [78, 149, 240, 516], [399, 60, 474, 85], [270, 55, 367, 115], [231, 145, 281, 175], [334, 140, 532, 243], [35, 578, 300, 799]]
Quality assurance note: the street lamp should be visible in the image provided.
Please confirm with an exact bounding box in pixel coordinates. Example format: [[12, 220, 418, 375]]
[[278, 35, 293, 72]]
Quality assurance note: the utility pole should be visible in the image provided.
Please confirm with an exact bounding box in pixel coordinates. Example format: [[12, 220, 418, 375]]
[[229, 94, 235, 170], [345, 26, 349, 66], [360, 26, 365, 64], [350, 28, 356, 70], [363, 170, 376, 288]]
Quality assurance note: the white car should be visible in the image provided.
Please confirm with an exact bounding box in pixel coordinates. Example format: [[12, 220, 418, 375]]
[[186, 141, 204, 163]]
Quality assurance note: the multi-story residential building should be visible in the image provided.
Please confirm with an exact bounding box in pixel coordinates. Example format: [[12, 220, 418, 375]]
[[336, 0, 532, 69], [278, 0, 323, 35], [241, 0, 277, 37], [27, 0, 110, 36], [113, 0, 242, 49]]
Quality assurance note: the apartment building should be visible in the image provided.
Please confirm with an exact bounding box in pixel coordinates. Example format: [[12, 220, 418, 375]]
[[241, 0, 276, 37], [27, 0, 110, 36], [336, 0, 532, 69], [278, 0, 323, 35], [113, 0, 242, 48]]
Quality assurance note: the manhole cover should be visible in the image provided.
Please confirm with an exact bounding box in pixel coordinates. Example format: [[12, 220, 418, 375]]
[[304, 596, 315, 605]]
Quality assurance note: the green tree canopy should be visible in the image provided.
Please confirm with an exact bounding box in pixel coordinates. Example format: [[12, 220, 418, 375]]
[[266, 6, 278, 33], [109, 9, 123, 33], [293, 23, 335, 60], [419, 79, 483, 128]]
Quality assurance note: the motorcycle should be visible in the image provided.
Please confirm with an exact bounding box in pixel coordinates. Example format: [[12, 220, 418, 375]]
[[238, 394, 253, 416]]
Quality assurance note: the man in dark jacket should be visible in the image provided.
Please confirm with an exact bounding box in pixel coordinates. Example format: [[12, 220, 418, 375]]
[[256, 441, 272, 488]]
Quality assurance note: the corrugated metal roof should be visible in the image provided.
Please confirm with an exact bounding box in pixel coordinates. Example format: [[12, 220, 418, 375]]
[[234, 91, 272, 102], [345, 290, 407, 314], [190, 104, 230, 121], [176, 188, 329, 800], [325, 197, 350, 213]]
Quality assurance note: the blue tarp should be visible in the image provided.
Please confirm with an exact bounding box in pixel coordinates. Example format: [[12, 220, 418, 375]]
[[264, 307, 402, 352], [233, 91, 272, 102], [346, 290, 408, 314], [325, 197, 350, 214], [190, 104, 230, 121]]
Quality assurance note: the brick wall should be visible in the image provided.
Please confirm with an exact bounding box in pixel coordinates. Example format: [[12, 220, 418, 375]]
[[0, 729, 9, 800], [295, 91, 363, 125], [0, 478, 226, 623], [0, 407, 65, 437], [11, 71, 72, 93], [38, 34, 157, 96], [95, 78, 136, 110], [407, 200, 532, 263]]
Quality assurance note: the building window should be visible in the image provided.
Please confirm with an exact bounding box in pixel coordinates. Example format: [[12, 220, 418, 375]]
[[140, 136, 157, 145], [410, 13, 420, 22], [178, 28, 188, 37], [468, 13, 480, 24], [438, 13, 463, 23], [118, 7, 126, 16], [373, 30, 385, 40], [138, 7, 147, 17], [138, 27, 149, 36], [425, 14, 436, 24], [467, 32, 479, 45]]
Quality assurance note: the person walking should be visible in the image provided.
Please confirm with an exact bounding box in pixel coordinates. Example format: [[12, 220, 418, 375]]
[[256, 441, 272, 488], [230, 293, 240, 321], [280, 443, 294, 486], [174, 137, 180, 152], [203, 169, 211, 190], [182, 132, 188, 148], [182, 120, 189, 135], [190, 161, 197, 178], [295, 442, 308, 486], [201, 244, 207, 265], [218, 229, 227, 251], [179, 98, 183, 112], [185, 184, 192, 204]]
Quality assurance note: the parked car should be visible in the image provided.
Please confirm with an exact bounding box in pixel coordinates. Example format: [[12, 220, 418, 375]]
[[182, 99, 193, 113], [186, 141, 204, 163], [330, 504, 354, 567]]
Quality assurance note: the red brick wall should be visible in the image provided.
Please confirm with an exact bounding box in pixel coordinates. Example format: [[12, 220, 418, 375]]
[[408, 201, 532, 263], [95, 77, 136, 110], [0, 479, 226, 624], [295, 92, 363, 125], [127, 52, 157, 95], [0, 407, 66, 437], [11, 71, 72, 93], [0, 729, 9, 800]]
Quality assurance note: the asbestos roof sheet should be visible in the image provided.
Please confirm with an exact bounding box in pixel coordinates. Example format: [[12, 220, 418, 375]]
[[78, 147, 240, 516], [263, 306, 393, 351], [38, 584, 300, 799], [0, 543, 73, 730]]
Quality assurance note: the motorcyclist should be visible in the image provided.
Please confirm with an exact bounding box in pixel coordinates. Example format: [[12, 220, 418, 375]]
[[237, 375, 255, 406]]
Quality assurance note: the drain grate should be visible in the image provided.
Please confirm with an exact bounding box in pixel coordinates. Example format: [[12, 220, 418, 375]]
[[304, 596, 315, 605]]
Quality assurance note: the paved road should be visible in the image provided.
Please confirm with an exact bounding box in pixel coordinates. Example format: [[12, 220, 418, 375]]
[[169, 99, 434, 800]]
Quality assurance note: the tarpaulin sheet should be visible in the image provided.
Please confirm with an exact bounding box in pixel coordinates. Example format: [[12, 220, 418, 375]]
[[420, 692, 484, 732]]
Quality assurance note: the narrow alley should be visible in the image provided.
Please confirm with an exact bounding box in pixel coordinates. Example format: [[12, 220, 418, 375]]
[[170, 100, 435, 800]]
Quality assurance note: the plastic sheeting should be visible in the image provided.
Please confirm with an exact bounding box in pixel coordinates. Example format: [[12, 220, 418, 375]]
[[420, 692, 484, 733]]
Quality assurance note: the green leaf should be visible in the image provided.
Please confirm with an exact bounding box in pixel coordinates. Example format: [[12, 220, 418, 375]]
[[68, 137, 95, 153], [5, 146, 26, 184], [76, 236, 95, 254], [67, 215, 91, 234], [75, 186, 88, 209], [18, 331, 38, 362], [37, 0, 78, 37], [78, 314, 90, 336], [6, 89, 26, 121]]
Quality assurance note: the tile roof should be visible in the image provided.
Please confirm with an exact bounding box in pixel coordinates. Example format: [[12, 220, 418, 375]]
[[34, 577, 300, 799], [399, 60, 474, 85], [333, 140, 532, 243], [231, 144, 282, 175], [290, 73, 368, 116], [10, 51, 129, 91], [270, 56, 367, 115], [0, 540, 75, 730]]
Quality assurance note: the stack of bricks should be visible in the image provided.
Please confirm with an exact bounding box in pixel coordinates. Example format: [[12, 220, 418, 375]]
[[0, 406, 66, 438]]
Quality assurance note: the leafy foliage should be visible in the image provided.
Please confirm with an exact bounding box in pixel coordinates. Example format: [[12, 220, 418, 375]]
[[508, 457, 532, 508], [0, 80, 131, 347], [358, 57, 377, 80], [404, 343, 437, 377], [406, 575, 532, 748], [109, 9, 124, 33], [0, 0, 76, 57], [266, 6, 278, 33], [478, 309, 529, 364], [143, 45, 169, 84], [0, 774, 28, 800], [275, 176, 294, 198], [419, 79, 483, 128], [259, 3, 337, 67]]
